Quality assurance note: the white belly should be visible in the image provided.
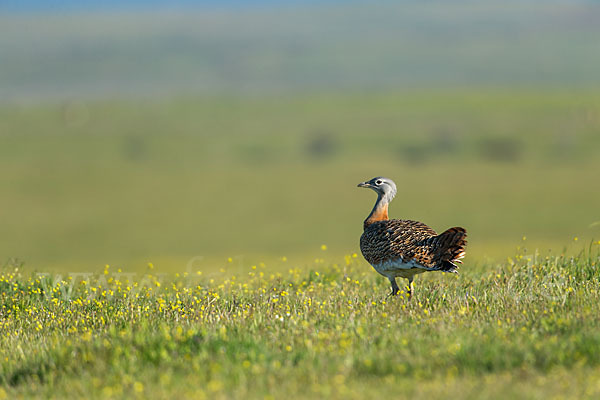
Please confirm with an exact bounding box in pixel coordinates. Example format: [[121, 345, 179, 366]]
[[371, 258, 431, 280]]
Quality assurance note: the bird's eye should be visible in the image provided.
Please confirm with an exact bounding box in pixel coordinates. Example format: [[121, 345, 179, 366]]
[[376, 180, 382, 185]]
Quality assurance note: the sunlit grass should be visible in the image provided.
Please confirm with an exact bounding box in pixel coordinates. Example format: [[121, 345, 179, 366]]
[[1, 244, 599, 399]]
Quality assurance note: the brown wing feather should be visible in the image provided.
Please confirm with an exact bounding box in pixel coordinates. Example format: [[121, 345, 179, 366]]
[[360, 219, 467, 271]]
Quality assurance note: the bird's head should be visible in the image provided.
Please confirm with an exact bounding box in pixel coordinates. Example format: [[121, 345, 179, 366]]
[[357, 176, 397, 201]]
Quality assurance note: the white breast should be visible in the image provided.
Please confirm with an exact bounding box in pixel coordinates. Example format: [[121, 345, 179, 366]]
[[371, 258, 431, 280]]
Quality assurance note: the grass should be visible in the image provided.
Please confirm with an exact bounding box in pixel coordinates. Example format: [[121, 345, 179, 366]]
[[1, 243, 599, 399], [3, 5, 600, 396], [2, 89, 599, 397]]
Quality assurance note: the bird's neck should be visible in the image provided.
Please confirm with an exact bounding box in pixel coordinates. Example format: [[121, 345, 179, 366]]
[[364, 194, 389, 229]]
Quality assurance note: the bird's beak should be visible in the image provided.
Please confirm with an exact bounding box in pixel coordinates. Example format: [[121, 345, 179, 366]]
[[357, 182, 370, 188]]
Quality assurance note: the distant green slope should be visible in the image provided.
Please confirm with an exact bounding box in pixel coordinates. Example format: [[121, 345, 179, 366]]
[[1, 1, 600, 101]]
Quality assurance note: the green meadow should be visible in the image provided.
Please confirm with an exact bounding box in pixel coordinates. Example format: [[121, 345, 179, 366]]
[[0, 0, 600, 400], [2, 89, 600, 398], [1, 244, 599, 398], [3, 1, 600, 397], [2, 90, 600, 272]]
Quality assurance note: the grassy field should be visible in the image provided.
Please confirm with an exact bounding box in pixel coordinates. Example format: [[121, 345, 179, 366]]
[[2, 90, 600, 273], [2, 3, 599, 397], [2, 90, 600, 398], [1, 244, 599, 399]]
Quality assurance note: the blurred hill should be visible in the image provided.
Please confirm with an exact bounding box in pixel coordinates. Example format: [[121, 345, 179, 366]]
[[2, 1, 600, 102], [1, 0, 322, 13]]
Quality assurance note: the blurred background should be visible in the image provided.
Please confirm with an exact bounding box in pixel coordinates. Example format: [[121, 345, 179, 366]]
[[1, 0, 599, 273]]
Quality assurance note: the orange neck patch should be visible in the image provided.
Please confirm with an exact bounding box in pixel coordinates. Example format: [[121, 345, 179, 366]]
[[364, 201, 389, 229]]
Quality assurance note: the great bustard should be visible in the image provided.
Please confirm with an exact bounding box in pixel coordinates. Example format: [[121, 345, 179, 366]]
[[358, 177, 467, 298]]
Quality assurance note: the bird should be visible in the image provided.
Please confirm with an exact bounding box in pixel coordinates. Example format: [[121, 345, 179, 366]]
[[357, 176, 467, 299]]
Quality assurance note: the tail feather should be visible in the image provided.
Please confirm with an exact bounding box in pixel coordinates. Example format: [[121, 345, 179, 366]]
[[432, 227, 467, 272], [442, 260, 459, 273]]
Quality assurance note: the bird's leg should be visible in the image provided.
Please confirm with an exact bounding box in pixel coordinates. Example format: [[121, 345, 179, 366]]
[[407, 278, 414, 300], [387, 277, 400, 297]]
